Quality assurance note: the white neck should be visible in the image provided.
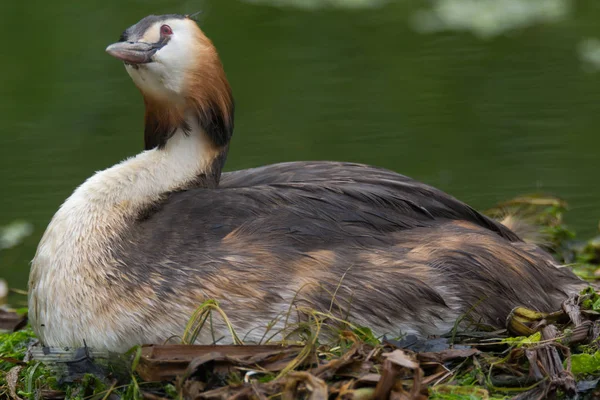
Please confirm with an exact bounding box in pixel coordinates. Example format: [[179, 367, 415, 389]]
[[82, 128, 214, 208], [29, 121, 216, 349]]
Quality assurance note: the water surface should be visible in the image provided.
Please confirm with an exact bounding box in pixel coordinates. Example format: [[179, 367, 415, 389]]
[[1, 0, 599, 294]]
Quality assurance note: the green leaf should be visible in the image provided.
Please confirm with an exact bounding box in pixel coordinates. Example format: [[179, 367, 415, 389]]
[[570, 352, 600, 375], [501, 332, 541, 347], [592, 298, 600, 312], [352, 325, 379, 345]]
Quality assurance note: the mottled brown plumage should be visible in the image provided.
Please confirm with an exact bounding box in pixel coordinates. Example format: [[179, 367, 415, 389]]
[[116, 161, 584, 343], [29, 14, 586, 352]]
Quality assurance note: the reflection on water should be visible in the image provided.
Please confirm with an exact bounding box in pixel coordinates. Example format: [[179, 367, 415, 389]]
[[1, 0, 599, 295], [0, 222, 33, 251], [579, 38, 600, 71], [412, 0, 570, 38]]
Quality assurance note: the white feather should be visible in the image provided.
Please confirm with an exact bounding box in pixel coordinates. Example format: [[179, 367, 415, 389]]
[[29, 121, 215, 351]]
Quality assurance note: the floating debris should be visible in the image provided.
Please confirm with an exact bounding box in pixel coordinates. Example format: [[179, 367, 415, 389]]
[[0, 280, 7, 303], [579, 38, 600, 72], [411, 0, 571, 39], [0, 221, 33, 250]]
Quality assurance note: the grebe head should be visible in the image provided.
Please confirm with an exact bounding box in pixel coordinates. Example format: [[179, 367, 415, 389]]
[[105, 14, 234, 153], [107, 15, 204, 99]]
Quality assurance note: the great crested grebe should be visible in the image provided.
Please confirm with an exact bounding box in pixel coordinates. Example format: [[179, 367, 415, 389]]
[[29, 14, 586, 352]]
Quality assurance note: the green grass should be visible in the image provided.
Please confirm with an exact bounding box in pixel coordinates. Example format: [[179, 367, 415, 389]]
[[0, 327, 36, 372], [0, 327, 60, 399]]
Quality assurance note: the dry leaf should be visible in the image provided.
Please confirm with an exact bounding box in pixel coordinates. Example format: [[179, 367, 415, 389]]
[[382, 350, 419, 370], [417, 348, 479, 364], [7, 365, 23, 400]]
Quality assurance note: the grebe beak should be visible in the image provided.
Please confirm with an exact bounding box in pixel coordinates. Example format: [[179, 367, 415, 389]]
[[105, 41, 157, 65]]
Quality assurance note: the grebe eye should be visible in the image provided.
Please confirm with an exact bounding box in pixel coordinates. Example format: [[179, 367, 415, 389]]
[[160, 25, 173, 35]]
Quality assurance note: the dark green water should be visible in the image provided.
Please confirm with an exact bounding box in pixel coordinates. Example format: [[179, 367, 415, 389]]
[[1, 0, 599, 295]]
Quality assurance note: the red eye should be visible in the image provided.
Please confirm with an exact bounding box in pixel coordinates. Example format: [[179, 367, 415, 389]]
[[160, 25, 173, 35]]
